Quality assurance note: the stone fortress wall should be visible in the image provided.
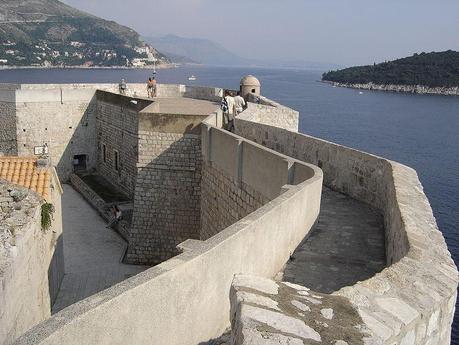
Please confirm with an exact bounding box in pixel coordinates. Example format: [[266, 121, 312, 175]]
[[0, 86, 17, 156], [200, 127, 271, 240], [95, 90, 152, 198], [0, 83, 156, 183], [0, 170, 63, 345], [14, 108, 323, 345], [127, 107, 207, 264], [235, 100, 458, 344], [0, 81, 456, 345]]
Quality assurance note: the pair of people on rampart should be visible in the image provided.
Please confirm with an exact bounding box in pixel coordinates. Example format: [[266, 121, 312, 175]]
[[222, 90, 246, 132]]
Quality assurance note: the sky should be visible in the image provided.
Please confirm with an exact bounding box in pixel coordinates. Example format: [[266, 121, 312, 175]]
[[62, 0, 459, 67]]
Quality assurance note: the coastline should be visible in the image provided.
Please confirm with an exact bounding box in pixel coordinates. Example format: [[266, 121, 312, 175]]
[[323, 80, 459, 96], [0, 63, 179, 70]]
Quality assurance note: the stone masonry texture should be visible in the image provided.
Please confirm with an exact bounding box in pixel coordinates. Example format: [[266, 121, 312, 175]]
[[200, 161, 270, 240], [96, 97, 142, 199], [230, 275, 367, 345], [0, 101, 17, 155], [15, 100, 98, 181], [126, 131, 202, 265]]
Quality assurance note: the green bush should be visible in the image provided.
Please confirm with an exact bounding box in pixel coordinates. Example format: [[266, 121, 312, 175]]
[[41, 203, 55, 231]]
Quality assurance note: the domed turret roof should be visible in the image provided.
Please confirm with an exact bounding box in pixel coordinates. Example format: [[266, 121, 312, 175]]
[[240, 75, 261, 87]]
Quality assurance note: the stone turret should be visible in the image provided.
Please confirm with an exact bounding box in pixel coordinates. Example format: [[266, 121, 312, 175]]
[[240, 75, 261, 99]]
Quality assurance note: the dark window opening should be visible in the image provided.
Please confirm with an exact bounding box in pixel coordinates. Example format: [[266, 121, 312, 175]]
[[251, 88, 256, 93], [102, 144, 106, 163], [114, 150, 119, 171], [73, 154, 87, 172]]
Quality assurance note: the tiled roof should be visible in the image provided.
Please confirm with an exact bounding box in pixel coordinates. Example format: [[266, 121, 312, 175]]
[[0, 157, 51, 199]]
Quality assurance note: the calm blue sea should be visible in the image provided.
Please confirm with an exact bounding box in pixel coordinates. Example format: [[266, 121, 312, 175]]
[[1, 65, 458, 340]]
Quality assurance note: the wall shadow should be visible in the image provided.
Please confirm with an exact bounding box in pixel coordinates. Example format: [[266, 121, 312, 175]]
[[47, 234, 64, 308], [55, 94, 98, 182], [126, 134, 202, 265]]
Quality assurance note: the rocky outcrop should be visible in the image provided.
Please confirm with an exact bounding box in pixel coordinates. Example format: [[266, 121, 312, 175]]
[[329, 82, 459, 96]]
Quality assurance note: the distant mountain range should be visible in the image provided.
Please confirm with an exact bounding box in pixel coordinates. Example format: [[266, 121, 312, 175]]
[[144, 34, 341, 70], [0, 0, 169, 67], [144, 34, 246, 66]]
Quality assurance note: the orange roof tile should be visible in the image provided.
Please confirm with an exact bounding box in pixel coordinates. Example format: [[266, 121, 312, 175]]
[[0, 156, 51, 199]]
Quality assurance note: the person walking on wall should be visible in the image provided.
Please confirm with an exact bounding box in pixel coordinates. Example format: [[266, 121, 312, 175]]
[[147, 77, 157, 98], [106, 205, 122, 228], [234, 91, 246, 115], [222, 90, 236, 132]]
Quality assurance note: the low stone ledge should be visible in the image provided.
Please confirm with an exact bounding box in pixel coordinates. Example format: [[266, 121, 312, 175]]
[[241, 94, 299, 132], [69, 174, 130, 241], [230, 275, 367, 345]]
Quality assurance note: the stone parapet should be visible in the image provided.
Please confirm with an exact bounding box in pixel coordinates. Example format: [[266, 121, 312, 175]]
[[14, 111, 322, 345], [242, 93, 299, 132], [235, 115, 458, 345]]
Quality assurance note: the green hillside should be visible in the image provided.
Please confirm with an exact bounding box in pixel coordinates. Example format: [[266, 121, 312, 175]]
[[322, 51, 459, 88], [0, 0, 169, 67]]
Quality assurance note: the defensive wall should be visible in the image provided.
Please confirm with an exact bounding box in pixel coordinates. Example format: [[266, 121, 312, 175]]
[[0, 83, 224, 183], [14, 109, 323, 345], [127, 98, 214, 264], [234, 100, 458, 344], [0, 82, 456, 345], [0, 169, 63, 345]]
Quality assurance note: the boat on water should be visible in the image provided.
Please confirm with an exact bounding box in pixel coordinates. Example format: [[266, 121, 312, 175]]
[[359, 91, 364, 94], [188, 75, 197, 81]]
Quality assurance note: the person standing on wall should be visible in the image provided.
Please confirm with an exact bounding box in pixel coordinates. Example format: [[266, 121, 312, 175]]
[[222, 90, 236, 132], [147, 77, 157, 98], [119, 79, 127, 95], [234, 91, 246, 115]]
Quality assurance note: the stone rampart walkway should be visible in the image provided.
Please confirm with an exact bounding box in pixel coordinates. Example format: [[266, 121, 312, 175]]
[[281, 187, 385, 293], [52, 185, 148, 313]]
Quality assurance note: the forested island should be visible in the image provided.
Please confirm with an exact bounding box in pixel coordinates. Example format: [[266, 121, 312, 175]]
[[322, 51, 459, 96]]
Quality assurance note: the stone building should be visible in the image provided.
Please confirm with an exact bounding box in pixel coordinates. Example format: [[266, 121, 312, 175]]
[[0, 79, 457, 345]]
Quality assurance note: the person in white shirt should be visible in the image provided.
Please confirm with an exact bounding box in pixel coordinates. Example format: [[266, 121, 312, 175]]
[[223, 91, 236, 132], [234, 91, 246, 115]]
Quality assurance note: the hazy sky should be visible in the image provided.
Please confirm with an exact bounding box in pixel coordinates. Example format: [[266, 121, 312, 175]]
[[62, 0, 459, 66]]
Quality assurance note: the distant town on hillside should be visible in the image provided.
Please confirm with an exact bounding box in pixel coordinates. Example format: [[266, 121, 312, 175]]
[[0, 0, 169, 68]]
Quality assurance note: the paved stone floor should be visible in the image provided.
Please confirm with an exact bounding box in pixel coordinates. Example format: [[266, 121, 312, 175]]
[[281, 187, 386, 293], [52, 185, 148, 314]]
